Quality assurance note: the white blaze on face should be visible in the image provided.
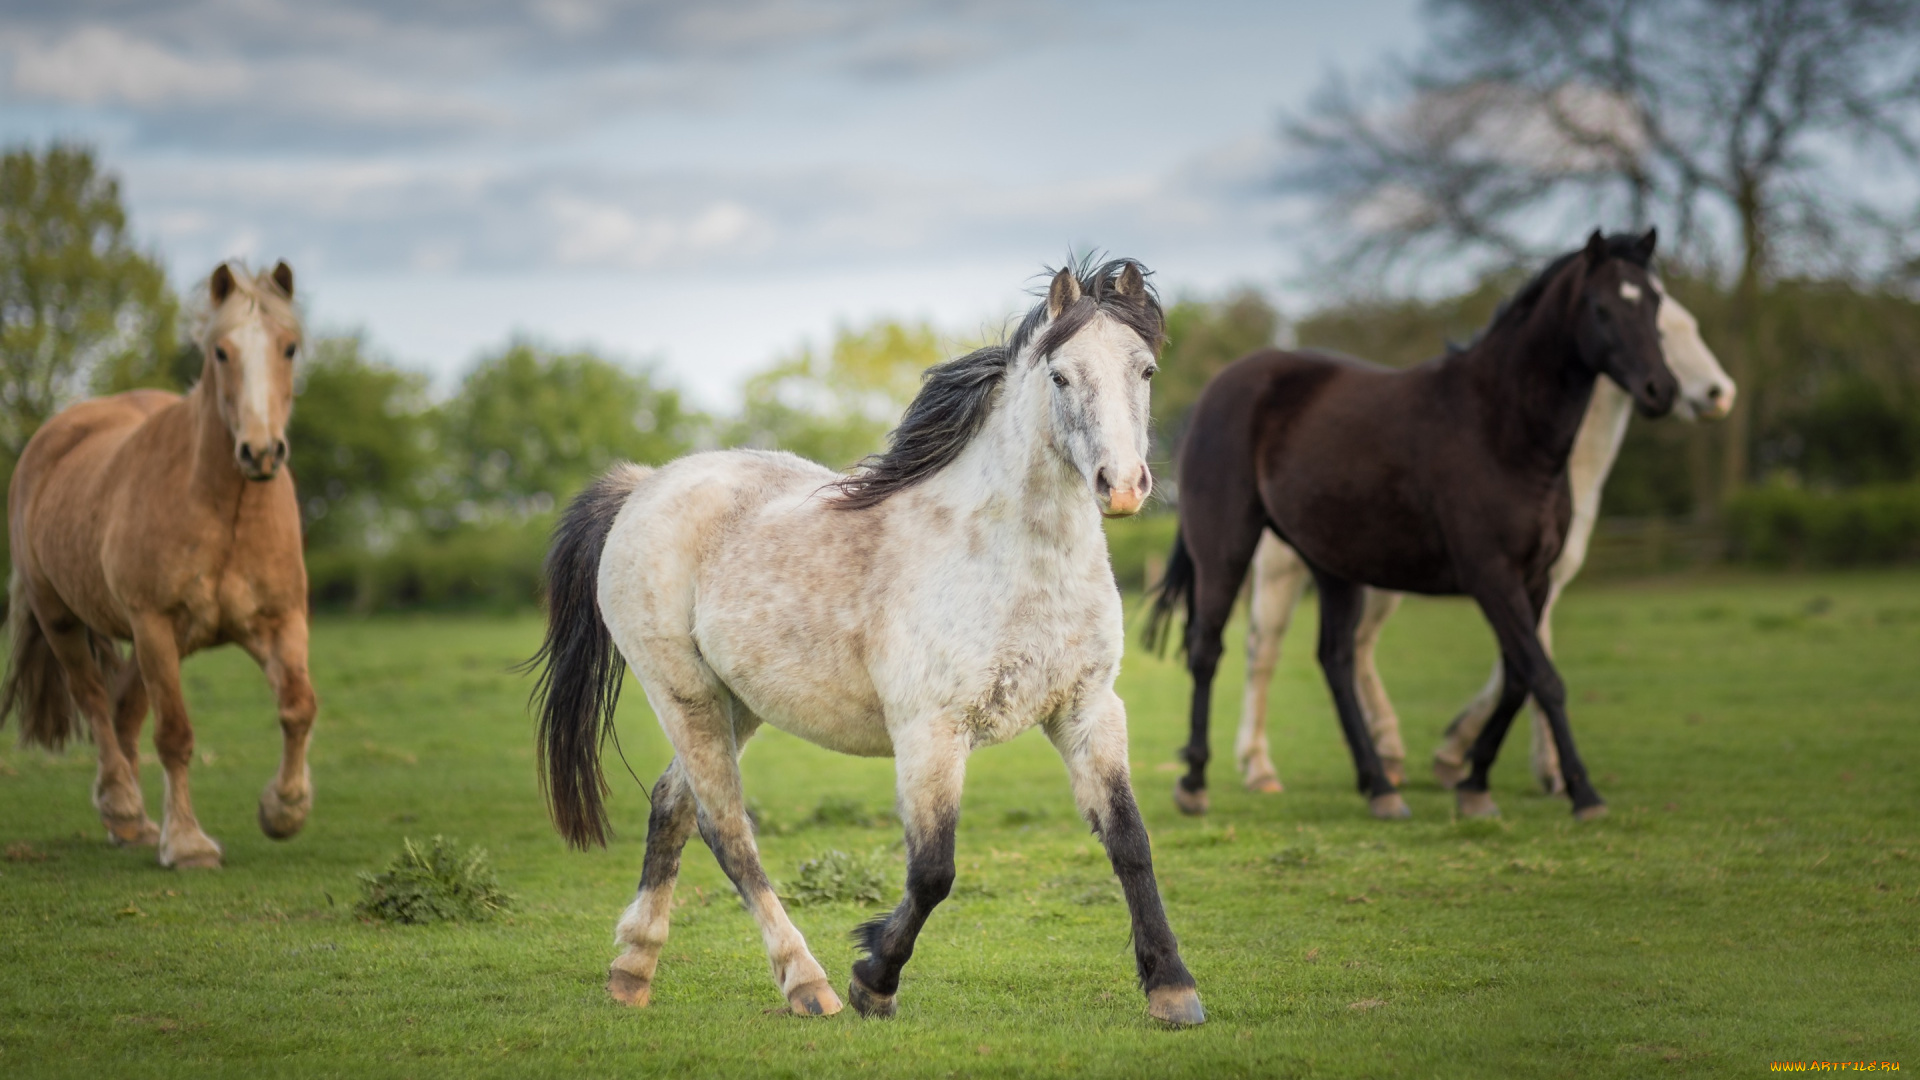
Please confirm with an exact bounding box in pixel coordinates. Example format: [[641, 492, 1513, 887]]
[[1620, 281, 1643, 303], [227, 305, 278, 447]]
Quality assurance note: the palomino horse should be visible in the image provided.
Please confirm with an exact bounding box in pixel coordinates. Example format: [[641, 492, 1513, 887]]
[[1147, 230, 1677, 822], [530, 259, 1204, 1025], [1, 262, 315, 869], [1230, 284, 1735, 803]]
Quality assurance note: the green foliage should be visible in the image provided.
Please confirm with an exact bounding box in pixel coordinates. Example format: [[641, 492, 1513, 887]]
[[354, 836, 514, 925], [288, 335, 436, 553], [728, 319, 946, 470], [0, 143, 180, 461], [442, 341, 699, 512], [1724, 482, 1920, 566], [1292, 277, 1512, 370], [1152, 290, 1278, 461], [306, 519, 547, 613], [781, 847, 896, 907], [1103, 511, 1180, 593]]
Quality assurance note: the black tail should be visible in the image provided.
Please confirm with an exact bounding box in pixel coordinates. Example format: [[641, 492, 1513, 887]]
[[526, 463, 651, 850], [1142, 527, 1195, 657]]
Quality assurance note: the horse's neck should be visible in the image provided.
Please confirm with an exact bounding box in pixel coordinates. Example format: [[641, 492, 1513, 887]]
[[919, 368, 1105, 569], [1568, 381, 1634, 521], [1468, 309, 1596, 476], [186, 380, 246, 507]]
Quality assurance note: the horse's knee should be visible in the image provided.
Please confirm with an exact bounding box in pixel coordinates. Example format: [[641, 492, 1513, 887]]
[[907, 861, 954, 908]]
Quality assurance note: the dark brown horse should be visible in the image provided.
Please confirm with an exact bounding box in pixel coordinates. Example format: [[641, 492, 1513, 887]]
[[1147, 230, 1675, 821]]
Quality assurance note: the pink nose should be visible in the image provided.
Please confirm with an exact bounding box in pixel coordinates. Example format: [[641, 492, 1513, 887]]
[[1096, 465, 1151, 517]]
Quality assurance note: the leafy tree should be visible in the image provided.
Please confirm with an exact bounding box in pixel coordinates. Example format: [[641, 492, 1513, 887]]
[[1284, 0, 1920, 497], [286, 335, 437, 552], [728, 319, 946, 469], [0, 142, 179, 461], [441, 341, 701, 516], [1152, 290, 1279, 466]]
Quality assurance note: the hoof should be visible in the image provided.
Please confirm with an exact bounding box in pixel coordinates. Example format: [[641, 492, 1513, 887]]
[[786, 980, 842, 1017], [158, 830, 223, 870], [1573, 801, 1610, 823], [1455, 790, 1499, 819], [1146, 985, 1205, 1027], [1368, 793, 1411, 820], [847, 974, 894, 1018], [1173, 782, 1210, 817], [607, 967, 652, 1007], [1382, 760, 1406, 788], [162, 849, 223, 870], [1535, 771, 1567, 797], [1432, 756, 1470, 790], [105, 816, 161, 847], [258, 778, 312, 841], [1243, 773, 1283, 794]]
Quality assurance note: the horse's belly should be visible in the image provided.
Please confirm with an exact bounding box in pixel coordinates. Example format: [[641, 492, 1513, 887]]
[[729, 672, 895, 758]]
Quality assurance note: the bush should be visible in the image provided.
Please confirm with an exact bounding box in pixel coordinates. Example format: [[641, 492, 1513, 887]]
[[355, 836, 514, 925], [781, 848, 896, 907], [1724, 482, 1920, 567], [307, 522, 549, 614]]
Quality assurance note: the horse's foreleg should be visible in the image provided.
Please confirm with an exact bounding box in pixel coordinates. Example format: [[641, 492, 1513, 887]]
[[1236, 534, 1307, 794], [39, 615, 151, 845], [106, 657, 159, 845], [1353, 588, 1406, 787], [1048, 692, 1203, 1026], [1527, 598, 1566, 795], [1455, 654, 1528, 819], [246, 618, 317, 840], [1313, 574, 1407, 819], [609, 760, 697, 1007], [1433, 662, 1503, 790], [670, 701, 837, 1016], [1468, 582, 1604, 819], [131, 614, 221, 868], [848, 726, 964, 1019]]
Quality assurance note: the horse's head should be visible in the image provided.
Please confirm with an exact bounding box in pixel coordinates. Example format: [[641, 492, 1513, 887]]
[[1574, 228, 1677, 418], [1033, 260, 1162, 517], [201, 261, 301, 481], [1649, 278, 1736, 421]]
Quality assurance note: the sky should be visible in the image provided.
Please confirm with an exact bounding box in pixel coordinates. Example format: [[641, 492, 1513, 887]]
[[0, 0, 1425, 406]]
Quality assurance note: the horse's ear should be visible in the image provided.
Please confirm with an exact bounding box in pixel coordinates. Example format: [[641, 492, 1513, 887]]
[[1633, 227, 1658, 263], [210, 263, 236, 305], [271, 260, 295, 299], [1583, 229, 1608, 265], [1047, 267, 1082, 319], [1114, 261, 1145, 302]]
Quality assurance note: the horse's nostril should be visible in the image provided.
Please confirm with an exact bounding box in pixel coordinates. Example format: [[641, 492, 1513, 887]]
[[274, 439, 288, 461], [1707, 385, 1723, 400], [1095, 468, 1112, 496]]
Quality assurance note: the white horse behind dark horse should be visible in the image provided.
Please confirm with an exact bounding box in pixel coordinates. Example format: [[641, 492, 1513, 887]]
[[530, 259, 1205, 1025], [1230, 282, 1734, 804]]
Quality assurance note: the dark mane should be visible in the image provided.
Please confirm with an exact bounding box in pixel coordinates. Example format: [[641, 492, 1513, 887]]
[[1468, 231, 1655, 347], [830, 257, 1164, 510]]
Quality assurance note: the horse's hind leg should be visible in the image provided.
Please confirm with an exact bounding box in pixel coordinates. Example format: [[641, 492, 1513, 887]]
[[1455, 658, 1527, 819], [1353, 588, 1406, 787], [107, 658, 159, 846], [130, 613, 221, 868], [1433, 662, 1503, 789], [1236, 533, 1307, 793], [661, 689, 837, 1015], [36, 608, 149, 845], [1048, 692, 1203, 1026], [244, 617, 317, 839], [609, 759, 697, 1007], [1312, 574, 1407, 819], [1468, 581, 1605, 819]]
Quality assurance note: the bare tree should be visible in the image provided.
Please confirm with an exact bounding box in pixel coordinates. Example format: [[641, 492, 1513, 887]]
[[1284, 0, 1920, 494]]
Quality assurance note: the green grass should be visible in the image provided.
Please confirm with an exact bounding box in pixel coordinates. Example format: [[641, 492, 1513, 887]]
[[2, 571, 1916, 1078]]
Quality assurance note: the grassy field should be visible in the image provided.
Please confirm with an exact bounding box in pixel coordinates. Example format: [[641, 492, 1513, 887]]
[[1, 569, 1916, 1078]]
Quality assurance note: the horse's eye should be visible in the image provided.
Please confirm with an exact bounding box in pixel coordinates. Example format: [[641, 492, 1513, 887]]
[[284, 343, 297, 360], [1142, 365, 1157, 381], [214, 346, 228, 363], [1051, 372, 1069, 388]]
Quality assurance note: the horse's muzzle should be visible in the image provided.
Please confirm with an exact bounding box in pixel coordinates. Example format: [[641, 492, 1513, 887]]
[[237, 438, 288, 481]]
